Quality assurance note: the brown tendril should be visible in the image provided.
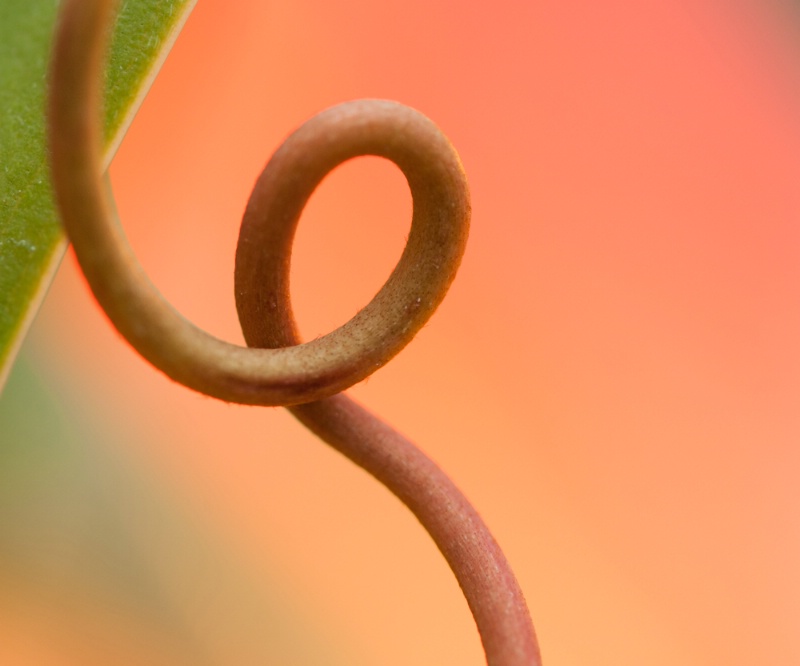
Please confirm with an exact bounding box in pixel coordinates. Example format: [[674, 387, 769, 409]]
[[47, 1, 542, 664]]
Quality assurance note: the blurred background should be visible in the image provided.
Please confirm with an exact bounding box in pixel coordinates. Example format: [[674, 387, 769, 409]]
[[2, 0, 800, 663]]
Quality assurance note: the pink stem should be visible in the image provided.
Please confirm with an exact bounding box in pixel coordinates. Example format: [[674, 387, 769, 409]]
[[291, 395, 542, 666]]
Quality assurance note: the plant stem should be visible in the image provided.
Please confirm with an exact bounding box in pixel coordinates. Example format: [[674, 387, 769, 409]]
[[293, 395, 542, 665], [47, 0, 543, 662]]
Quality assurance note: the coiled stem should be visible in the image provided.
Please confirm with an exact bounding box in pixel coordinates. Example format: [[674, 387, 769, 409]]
[[47, 0, 541, 664]]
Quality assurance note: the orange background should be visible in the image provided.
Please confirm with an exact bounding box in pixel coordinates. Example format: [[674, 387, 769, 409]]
[[16, 0, 800, 664]]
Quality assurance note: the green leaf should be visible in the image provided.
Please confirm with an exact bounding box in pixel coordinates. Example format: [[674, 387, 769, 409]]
[[0, 0, 197, 390]]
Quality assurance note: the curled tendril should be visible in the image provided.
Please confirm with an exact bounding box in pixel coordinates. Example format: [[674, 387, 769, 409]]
[[47, 1, 542, 664]]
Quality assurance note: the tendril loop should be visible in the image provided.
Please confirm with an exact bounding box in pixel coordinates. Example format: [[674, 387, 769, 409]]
[[47, 0, 541, 664], [48, 0, 468, 407], [234, 98, 470, 394]]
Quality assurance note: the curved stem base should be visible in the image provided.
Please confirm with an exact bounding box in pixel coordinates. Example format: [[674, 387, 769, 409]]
[[292, 395, 542, 666]]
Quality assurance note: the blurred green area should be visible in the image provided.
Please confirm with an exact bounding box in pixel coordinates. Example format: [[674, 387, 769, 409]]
[[0, 351, 355, 665]]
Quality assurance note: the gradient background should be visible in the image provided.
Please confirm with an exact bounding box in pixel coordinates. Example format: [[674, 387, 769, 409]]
[[4, 0, 800, 663]]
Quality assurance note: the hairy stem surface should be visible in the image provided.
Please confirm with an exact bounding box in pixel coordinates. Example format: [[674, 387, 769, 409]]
[[47, 0, 542, 663]]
